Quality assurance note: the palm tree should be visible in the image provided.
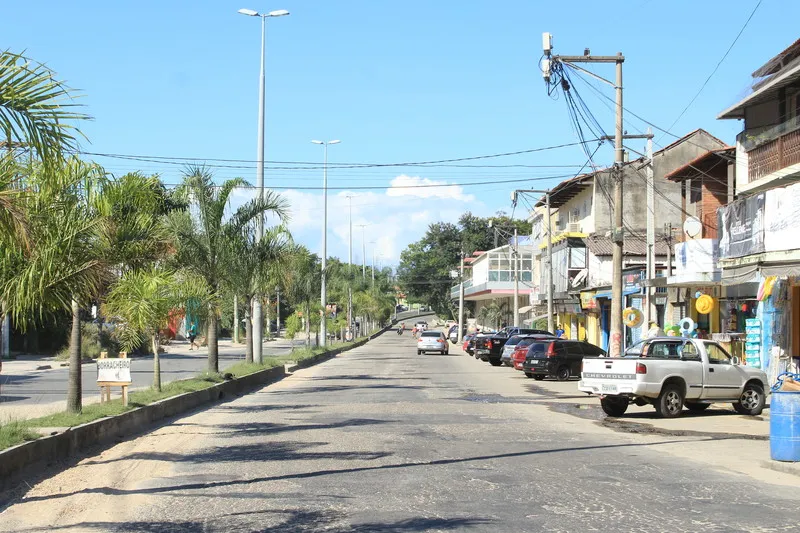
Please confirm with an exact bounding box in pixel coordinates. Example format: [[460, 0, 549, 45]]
[[477, 302, 505, 331], [1, 157, 109, 413], [168, 167, 287, 372], [281, 247, 321, 348], [104, 267, 205, 391], [0, 51, 90, 163], [223, 225, 292, 363]]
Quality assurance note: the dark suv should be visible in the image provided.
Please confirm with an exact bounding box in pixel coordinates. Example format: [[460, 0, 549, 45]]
[[521, 339, 606, 381], [474, 327, 552, 366]]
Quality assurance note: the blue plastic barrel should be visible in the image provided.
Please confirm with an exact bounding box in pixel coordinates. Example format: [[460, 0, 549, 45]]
[[770, 391, 800, 462]]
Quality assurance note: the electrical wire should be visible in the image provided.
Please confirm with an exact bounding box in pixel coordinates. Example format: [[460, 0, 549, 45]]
[[660, 0, 762, 143]]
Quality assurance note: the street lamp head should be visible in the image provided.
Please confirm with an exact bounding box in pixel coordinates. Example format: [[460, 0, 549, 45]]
[[267, 9, 290, 17], [238, 8, 259, 16], [329, 140, 341, 145], [311, 140, 324, 145]]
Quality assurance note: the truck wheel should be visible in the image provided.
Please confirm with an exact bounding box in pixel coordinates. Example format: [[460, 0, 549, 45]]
[[601, 397, 628, 417], [685, 402, 710, 412], [733, 383, 765, 416], [556, 366, 570, 381], [489, 360, 502, 367], [655, 384, 684, 418], [524, 372, 534, 378]]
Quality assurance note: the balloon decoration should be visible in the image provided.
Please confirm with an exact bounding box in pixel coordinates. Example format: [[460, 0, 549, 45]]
[[679, 317, 697, 337], [695, 294, 714, 315], [623, 307, 644, 328]]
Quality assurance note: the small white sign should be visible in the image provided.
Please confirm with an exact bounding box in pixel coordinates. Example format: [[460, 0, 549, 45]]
[[97, 358, 132, 383]]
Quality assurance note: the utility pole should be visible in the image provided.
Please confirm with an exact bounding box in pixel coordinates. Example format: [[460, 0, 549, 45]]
[[645, 129, 654, 328], [276, 286, 281, 337], [233, 295, 239, 344], [542, 33, 625, 356], [357, 224, 368, 279], [546, 192, 554, 334], [370, 241, 376, 285], [513, 227, 519, 327], [665, 223, 675, 277], [346, 194, 354, 339], [458, 250, 465, 343]]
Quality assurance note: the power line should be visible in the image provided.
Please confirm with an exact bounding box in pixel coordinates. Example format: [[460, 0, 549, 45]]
[[660, 0, 762, 142], [74, 140, 595, 171]]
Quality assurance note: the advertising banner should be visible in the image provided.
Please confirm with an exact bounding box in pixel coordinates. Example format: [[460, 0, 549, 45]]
[[764, 182, 800, 253], [717, 193, 765, 259]]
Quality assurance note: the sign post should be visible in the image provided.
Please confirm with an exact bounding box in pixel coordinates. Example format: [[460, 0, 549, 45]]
[[97, 351, 132, 406]]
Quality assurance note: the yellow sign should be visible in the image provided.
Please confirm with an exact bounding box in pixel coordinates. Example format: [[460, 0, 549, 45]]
[[580, 291, 598, 310], [695, 294, 715, 314]]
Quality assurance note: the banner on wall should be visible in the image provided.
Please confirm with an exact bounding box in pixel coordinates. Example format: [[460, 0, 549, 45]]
[[717, 192, 765, 259], [764, 182, 800, 253]]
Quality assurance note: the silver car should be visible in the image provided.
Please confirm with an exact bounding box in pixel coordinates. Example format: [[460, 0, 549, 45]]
[[417, 330, 449, 355]]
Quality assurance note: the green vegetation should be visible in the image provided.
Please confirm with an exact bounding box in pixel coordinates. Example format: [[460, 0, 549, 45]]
[[0, 421, 40, 450], [397, 212, 531, 317], [0, 337, 369, 451]]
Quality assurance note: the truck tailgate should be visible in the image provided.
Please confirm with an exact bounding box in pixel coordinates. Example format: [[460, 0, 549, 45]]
[[580, 358, 640, 395]]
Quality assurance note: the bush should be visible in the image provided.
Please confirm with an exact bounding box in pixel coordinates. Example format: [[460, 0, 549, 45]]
[[55, 322, 121, 361]]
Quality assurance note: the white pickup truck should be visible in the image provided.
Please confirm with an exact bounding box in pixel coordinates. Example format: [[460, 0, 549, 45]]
[[579, 337, 768, 418]]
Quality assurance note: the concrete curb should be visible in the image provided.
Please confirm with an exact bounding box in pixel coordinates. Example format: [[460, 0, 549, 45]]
[[760, 459, 800, 478], [0, 335, 380, 495]]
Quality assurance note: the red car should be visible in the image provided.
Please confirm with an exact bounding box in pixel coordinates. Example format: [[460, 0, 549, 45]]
[[462, 333, 476, 355], [511, 335, 554, 370]]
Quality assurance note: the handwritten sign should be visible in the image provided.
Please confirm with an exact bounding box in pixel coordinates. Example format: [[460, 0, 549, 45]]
[[97, 358, 132, 383]]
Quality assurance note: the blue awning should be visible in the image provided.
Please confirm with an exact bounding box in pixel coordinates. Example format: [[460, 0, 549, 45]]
[[593, 288, 641, 299]]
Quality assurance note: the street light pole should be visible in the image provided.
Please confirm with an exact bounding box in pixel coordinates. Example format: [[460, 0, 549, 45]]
[[357, 224, 368, 279], [312, 139, 341, 348], [238, 7, 289, 364]]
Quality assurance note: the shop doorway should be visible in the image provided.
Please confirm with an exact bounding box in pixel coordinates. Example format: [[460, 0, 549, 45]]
[[600, 302, 610, 351]]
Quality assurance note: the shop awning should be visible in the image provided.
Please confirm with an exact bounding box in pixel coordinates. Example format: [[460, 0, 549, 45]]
[[593, 287, 641, 300], [760, 262, 800, 277], [720, 264, 761, 286], [518, 305, 534, 314]]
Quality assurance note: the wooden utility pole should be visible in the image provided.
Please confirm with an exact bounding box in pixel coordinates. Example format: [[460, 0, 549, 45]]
[[644, 130, 654, 328], [542, 34, 625, 355]]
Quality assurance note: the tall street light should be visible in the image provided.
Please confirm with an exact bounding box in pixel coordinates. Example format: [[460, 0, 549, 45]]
[[238, 6, 289, 364], [357, 224, 369, 279], [312, 139, 341, 348]]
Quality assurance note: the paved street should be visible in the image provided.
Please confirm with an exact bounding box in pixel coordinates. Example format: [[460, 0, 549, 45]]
[[1, 328, 799, 532], [0, 337, 316, 420]]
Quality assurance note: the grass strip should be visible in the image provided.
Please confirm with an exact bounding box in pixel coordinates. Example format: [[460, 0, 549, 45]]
[[2, 337, 368, 450]]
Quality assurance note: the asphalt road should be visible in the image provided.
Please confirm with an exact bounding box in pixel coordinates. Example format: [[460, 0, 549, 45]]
[[1, 326, 799, 532]]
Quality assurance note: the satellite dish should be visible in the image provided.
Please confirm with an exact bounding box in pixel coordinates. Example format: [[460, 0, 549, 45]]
[[683, 216, 702, 238], [571, 268, 588, 287]]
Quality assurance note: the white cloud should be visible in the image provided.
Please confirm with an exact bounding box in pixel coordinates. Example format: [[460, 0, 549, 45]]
[[222, 175, 489, 268], [386, 174, 475, 202]]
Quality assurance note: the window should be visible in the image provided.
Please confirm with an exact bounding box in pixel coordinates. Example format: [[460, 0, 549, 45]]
[[646, 341, 682, 359], [570, 247, 587, 268], [679, 342, 700, 361], [566, 343, 584, 356], [704, 342, 732, 364]]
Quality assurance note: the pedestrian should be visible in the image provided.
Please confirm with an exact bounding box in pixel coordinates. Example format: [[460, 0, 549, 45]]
[[555, 324, 565, 338], [646, 321, 664, 339], [188, 321, 199, 351]]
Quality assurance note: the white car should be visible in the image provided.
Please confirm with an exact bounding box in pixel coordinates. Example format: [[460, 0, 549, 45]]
[[579, 337, 768, 418], [417, 331, 449, 355]]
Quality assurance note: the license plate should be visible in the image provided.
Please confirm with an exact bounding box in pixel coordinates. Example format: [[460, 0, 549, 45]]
[[477, 349, 489, 354], [530, 360, 539, 365], [601, 384, 618, 393]]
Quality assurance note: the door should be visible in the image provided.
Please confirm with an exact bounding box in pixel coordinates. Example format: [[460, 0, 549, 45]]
[[565, 342, 585, 377], [601, 303, 610, 351], [702, 342, 743, 399]]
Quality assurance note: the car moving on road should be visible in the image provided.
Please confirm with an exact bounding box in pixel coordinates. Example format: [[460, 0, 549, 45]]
[[417, 330, 449, 355], [580, 337, 768, 418]]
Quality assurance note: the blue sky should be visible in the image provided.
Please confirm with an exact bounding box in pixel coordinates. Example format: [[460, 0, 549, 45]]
[[2, 0, 796, 266]]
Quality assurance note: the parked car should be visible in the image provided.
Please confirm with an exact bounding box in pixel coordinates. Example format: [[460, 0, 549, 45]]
[[510, 335, 556, 370], [521, 339, 607, 381], [448, 324, 466, 344], [474, 327, 553, 366], [501, 334, 545, 366], [462, 333, 476, 355], [417, 330, 449, 355], [579, 337, 768, 418]]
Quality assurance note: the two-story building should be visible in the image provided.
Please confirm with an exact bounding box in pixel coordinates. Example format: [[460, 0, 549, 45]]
[[716, 38, 800, 374], [532, 129, 727, 350]]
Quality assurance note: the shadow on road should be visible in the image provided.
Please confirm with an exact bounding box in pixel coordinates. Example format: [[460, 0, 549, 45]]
[[19, 437, 710, 503], [152, 417, 393, 439], [16, 511, 492, 532]]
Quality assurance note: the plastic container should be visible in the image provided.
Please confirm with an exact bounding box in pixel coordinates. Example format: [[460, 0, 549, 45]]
[[770, 391, 800, 462]]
